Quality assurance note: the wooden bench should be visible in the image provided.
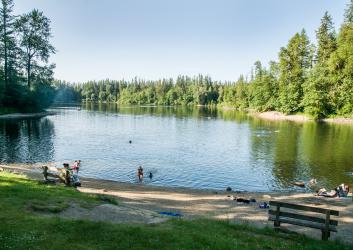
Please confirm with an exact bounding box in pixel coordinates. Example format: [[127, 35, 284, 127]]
[[268, 200, 339, 240], [42, 166, 71, 185]]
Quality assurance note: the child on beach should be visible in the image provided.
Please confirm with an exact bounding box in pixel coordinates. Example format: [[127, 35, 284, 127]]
[[72, 160, 81, 174]]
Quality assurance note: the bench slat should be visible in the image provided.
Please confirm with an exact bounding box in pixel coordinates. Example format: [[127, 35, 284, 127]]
[[268, 216, 337, 232], [46, 173, 60, 178], [268, 210, 338, 226], [46, 166, 63, 172], [269, 201, 339, 216]]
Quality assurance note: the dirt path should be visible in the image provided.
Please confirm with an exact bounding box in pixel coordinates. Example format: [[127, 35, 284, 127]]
[[2, 164, 353, 244]]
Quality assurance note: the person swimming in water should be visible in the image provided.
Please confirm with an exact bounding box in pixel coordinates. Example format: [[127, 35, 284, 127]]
[[137, 166, 143, 181]]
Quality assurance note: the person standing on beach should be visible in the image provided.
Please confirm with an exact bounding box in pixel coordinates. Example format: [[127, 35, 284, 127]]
[[72, 160, 81, 174]]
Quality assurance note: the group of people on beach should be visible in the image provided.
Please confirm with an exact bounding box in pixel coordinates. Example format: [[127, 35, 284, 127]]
[[62, 160, 148, 184], [316, 183, 350, 198], [62, 160, 81, 186], [63, 160, 81, 173]]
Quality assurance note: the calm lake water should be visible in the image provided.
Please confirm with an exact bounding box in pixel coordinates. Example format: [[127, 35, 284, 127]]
[[1, 104, 353, 192]]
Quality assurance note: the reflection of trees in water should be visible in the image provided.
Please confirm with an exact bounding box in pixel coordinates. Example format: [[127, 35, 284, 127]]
[[249, 119, 353, 190], [82, 103, 250, 123], [249, 119, 278, 160], [300, 123, 353, 189], [248, 119, 301, 189], [0, 118, 55, 163], [272, 123, 301, 188]]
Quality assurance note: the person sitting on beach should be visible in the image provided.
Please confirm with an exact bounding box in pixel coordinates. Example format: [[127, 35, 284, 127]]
[[316, 188, 337, 197], [63, 163, 71, 170], [137, 166, 143, 181], [336, 184, 349, 197], [62, 163, 72, 185]]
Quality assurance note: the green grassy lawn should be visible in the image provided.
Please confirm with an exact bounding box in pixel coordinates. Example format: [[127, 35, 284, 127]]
[[0, 171, 350, 250]]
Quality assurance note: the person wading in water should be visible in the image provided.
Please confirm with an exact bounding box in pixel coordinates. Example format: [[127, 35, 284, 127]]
[[137, 166, 144, 181]]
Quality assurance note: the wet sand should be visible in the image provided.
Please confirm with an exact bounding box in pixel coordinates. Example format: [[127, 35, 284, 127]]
[[1, 163, 353, 244]]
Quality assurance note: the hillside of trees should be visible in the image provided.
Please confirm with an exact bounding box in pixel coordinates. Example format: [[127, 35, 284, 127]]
[[0, 0, 55, 114], [1, 1, 352, 119], [68, 1, 353, 119]]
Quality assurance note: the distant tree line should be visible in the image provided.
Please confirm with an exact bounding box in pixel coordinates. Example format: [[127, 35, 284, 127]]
[[66, 1, 352, 119], [0, 0, 55, 113]]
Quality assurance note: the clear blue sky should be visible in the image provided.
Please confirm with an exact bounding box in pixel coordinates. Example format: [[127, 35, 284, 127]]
[[15, 0, 347, 82]]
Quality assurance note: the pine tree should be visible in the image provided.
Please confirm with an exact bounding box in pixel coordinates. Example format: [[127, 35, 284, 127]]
[[278, 30, 311, 114], [302, 12, 337, 119], [0, 0, 17, 87], [344, 0, 353, 23], [316, 12, 337, 64], [16, 9, 55, 88], [327, 0, 353, 115]]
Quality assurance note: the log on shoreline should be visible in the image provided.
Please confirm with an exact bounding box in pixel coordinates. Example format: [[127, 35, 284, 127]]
[[0, 111, 57, 120]]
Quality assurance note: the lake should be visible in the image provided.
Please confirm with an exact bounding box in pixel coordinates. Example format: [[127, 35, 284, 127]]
[[1, 103, 353, 192]]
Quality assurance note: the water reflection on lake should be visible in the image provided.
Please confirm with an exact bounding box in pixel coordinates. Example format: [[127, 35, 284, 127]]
[[0, 104, 352, 192]]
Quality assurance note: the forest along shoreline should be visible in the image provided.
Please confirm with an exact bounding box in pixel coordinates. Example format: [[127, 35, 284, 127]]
[[1, 105, 352, 125], [1, 163, 353, 244]]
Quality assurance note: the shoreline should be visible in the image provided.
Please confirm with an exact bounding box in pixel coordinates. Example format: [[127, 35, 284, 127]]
[[16, 103, 352, 125], [0, 163, 277, 195], [0, 111, 57, 119], [1, 163, 353, 243], [250, 111, 312, 123], [246, 110, 353, 124], [80, 103, 353, 125]]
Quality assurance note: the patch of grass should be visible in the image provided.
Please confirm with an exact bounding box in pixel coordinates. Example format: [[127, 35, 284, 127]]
[[96, 194, 119, 205], [0, 171, 350, 250], [29, 200, 69, 213]]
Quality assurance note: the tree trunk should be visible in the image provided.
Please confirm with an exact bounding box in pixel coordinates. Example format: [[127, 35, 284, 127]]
[[3, 12, 8, 87], [27, 58, 31, 88]]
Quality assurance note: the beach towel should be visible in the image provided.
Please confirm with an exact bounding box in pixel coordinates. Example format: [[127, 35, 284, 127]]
[[158, 211, 182, 217]]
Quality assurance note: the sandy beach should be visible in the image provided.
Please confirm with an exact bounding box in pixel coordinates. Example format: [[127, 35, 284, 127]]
[[252, 111, 311, 122], [249, 111, 353, 124], [1, 163, 352, 244]]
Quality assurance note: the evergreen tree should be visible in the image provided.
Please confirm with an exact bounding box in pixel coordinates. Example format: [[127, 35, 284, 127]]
[[327, 0, 353, 115], [316, 12, 337, 64], [344, 0, 353, 23], [0, 0, 17, 87], [302, 12, 337, 118], [278, 30, 311, 114], [16, 9, 55, 88]]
